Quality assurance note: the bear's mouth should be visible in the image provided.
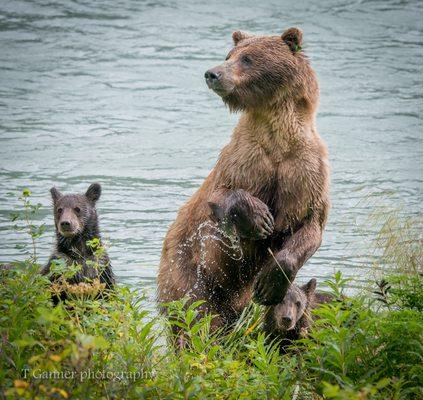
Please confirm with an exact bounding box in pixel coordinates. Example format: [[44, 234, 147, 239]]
[[59, 229, 78, 238], [205, 76, 233, 98], [204, 66, 235, 98], [277, 316, 297, 332], [208, 84, 231, 98], [279, 323, 296, 332], [58, 223, 80, 238]]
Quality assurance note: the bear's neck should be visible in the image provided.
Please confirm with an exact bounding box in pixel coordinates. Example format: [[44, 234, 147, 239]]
[[242, 95, 315, 155]]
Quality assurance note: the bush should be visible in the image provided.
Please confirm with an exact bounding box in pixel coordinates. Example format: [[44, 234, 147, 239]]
[[0, 190, 421, 399]]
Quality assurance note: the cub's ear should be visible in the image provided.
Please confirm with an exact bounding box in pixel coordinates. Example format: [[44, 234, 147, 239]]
[[301, 278, 317, 298], [85, 183, 102, 203], [281, 27, 303, 53], [50, 187, 62, 203], [232, 30, 252, 46], [208, 202, 225, 223]]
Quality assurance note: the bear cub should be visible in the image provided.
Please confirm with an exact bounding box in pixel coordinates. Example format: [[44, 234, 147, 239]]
[[41, 183, 114, 300], [263, 278, 331, 351]]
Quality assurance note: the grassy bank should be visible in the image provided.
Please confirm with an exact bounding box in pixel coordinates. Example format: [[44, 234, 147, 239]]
[[0, 193, 422, 399]]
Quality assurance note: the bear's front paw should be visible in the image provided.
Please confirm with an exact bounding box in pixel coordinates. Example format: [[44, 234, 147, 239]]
[[229, 191, 274, 240], [253, 255, 296, 305]]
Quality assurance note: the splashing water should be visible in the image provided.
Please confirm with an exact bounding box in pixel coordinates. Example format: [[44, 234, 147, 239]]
[[176, 219, 244, 293], [198, 220, 243, 261]]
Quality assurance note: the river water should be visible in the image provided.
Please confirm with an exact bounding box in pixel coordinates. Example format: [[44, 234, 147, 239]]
[[0, 0, 422, 298]]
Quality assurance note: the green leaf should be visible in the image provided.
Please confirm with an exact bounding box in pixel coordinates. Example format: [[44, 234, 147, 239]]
[[22, 188, 31, 197], [322, 381, 340, 398]]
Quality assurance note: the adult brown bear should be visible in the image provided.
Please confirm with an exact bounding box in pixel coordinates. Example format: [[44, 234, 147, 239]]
[[158, 28, 330, 330]]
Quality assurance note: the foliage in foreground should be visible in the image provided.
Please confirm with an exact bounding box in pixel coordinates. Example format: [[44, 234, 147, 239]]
[[0, 193, 422, 399], [1, 264, 422, 400]]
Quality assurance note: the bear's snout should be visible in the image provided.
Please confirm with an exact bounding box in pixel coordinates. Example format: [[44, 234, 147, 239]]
[[279, 313, 296, 331], [58, 217, 77, 237], [205, 68, 222, 88], [60, 220, 71, 229], [205, 64, 236, 99]]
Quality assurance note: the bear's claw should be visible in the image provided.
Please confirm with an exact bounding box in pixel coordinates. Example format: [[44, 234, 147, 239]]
[[229, 191, 274, 240], [253, 258, 294, 305]]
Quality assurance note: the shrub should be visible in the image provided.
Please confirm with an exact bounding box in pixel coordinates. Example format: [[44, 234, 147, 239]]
[[0, 190, 421, 399]]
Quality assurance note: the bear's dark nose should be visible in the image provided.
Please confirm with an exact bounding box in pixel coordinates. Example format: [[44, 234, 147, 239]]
[[282, 316, 292, 325], [60, 221, 71, 229], [205, 69, 221, 85]]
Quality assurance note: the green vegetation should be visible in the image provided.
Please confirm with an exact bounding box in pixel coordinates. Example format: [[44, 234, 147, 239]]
[[0, 191, 422, 399]]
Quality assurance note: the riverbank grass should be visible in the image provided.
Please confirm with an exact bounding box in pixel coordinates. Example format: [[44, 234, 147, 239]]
[[0, 191, 422, 399]]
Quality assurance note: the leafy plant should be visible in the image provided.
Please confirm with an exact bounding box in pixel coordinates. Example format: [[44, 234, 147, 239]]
[[0, 190, 422, 399], [10, 188, 45, 263]]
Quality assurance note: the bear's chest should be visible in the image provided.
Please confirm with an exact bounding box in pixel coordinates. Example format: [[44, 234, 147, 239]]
[[222, 141, 276, 202], [273, 156, 317, 230], [219, 137, 317, 229]]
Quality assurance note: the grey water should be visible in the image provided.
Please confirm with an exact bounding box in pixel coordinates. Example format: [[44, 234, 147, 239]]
[[0, 0, 422, 299]]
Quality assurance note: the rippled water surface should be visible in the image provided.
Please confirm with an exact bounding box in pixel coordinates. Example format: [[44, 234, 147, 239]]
[[1, 0, 422, 296]]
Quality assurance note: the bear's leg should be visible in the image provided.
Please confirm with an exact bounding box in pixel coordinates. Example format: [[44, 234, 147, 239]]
[[208, 188, 274, 240], [167, 293, 229, 350], [254, 217, 324, 305]]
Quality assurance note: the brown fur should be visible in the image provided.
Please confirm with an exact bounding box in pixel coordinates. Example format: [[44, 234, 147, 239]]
[[158, 27, 330, 330], [263, 279, 332, 351], [41, 183, 114, 302], [264, 279, 315, 350]]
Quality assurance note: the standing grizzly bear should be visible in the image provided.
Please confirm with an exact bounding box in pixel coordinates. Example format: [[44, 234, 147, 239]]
[[41, 183, 114, 299], [158, 28, 330, 330]]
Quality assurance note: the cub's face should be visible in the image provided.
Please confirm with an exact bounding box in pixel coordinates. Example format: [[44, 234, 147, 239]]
[[272, 278, 316, 331], [50, 183, 101, 238], [205, 28, 305, 111]]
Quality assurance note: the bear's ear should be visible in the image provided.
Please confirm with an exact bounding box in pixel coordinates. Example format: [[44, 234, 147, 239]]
[[281, 27, 303, 53], [50, 187, 62, 203], [232, 30, 252, 46], [85, 183, 101, 204], [208, 201, 225, 223], [301, 278, 317, 298]]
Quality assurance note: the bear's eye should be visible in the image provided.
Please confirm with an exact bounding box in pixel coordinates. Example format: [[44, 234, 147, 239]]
[[241, 55, 252, 66], [74, 207, 81, 213], [57, 208, 63, 214], [296, 301, 301, 308]]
